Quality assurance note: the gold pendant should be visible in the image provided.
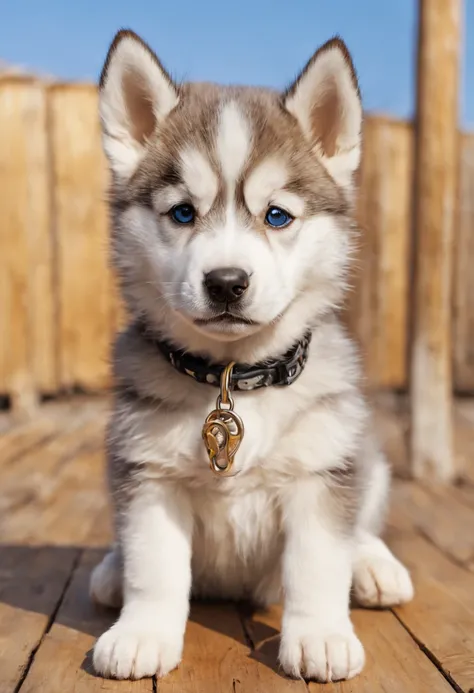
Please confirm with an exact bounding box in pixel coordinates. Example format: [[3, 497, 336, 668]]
[[202, 362, 244, 476]]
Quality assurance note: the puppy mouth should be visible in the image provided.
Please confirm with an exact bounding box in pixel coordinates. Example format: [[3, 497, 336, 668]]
[[194, 312, 258, 327]]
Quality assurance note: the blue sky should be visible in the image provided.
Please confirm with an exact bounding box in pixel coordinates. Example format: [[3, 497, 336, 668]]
[[1, 0, 473, 126]]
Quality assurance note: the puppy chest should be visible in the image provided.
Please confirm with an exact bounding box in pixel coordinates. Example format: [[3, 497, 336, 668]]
[[190, 487, 282, 590]]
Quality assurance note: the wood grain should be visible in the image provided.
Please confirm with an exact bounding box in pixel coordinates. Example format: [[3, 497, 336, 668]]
[[454, 133, 474, 392], [0, 78, 55, 411], [391, 481, 474, 568], [388, 505, 474, 692], [410, 0, 461, 480], [19, 549, 152, 693], [246, 604, 453, 693], [161, 602, 306, 693], [0, 402, 111, 693], [0, 397, 87, 467], [349, 117, 413, 390], [0, 545, 79, 693], [0, 401, 107, 547], [48, 84, 113, 392]]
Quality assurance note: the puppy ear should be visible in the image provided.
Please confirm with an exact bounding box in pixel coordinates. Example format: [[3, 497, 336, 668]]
[[99, 29, 179, 180], [284, 37, 362, 191]]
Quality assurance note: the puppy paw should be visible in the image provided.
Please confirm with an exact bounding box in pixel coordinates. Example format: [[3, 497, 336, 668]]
[[353, 554, 414, 607], [279, 615, 365, 682], [93, 615, 183, 679]]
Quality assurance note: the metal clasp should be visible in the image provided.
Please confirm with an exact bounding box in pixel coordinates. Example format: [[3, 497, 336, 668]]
[[202, 362, 244, 476]]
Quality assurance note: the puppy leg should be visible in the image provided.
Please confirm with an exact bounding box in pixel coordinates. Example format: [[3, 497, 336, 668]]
[[352, 531, 414, 607], [90, 547, 122, 608], [279, 477, 365, 682], [93, 483, 193, 680], [353, 453, 414, 607]]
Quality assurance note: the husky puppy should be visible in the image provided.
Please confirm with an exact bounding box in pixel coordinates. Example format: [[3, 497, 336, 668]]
[[91, 30, 413, 682]]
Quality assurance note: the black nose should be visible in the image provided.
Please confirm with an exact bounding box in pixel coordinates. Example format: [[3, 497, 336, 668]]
[[204, 267, 250, 304]]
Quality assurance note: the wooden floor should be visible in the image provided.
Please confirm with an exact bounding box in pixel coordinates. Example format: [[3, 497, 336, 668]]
[[1, 396, 474, 693]]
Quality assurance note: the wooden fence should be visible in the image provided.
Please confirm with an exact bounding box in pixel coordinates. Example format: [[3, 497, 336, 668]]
[[1, 76, 474, 408]]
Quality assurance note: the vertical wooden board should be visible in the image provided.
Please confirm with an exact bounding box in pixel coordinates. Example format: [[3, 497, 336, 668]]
[[346, 117, 379, 384], [0, 78, 55, 406], [374, 120, 412, 389], [454, 133, 474, 392], [49, 84, 113, 391], [348, 117, 412, 390], [410, 0, 461, 480]]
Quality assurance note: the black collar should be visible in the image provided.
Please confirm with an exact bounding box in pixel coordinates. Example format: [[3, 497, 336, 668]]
[[138, 323, 312, 392]]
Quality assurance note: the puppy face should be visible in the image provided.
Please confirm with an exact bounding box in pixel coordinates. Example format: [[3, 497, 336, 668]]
[[100, 31, 362, 343]]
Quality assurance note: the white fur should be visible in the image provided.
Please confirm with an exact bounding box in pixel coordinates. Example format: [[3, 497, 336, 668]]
[[270, 191, 305, 218], [179, 147, 218, 214], [353, 532, 414, 607], [279, 478, 365, 681], [99, 34, 178, 179], [93, 486, 192, 679], [244, 157, 289, 215], [285, 44, 362, 190], [216, 101, 252, 186]]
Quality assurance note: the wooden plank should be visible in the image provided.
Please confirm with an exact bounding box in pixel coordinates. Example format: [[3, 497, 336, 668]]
[[0, 397, 86, 466], [49, 84, 113, 392], [0, 401, 112, 693], [348, 117, 412, 390], [245, 604, 453, 693], [0, 405, 110, 550], [0, 398, 106, 481], [0, 413, 62, 466], [454, 133, 474, 392], [387, 507, 474, 692], [161, 602, 305, 693], [410, 0, 461, 480], [0, 406, 107, 546], [19, 549, 152, 693], [0, 545, 79, 693], [1, 444, 108, 546], [0, 79, 56, 410], [391, 481, 474, 568]]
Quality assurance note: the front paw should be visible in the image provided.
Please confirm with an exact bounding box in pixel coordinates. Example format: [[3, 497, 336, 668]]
[[279, 614, 365, 682], [353, 554, 414, 608], [93, 614, 183, 679]]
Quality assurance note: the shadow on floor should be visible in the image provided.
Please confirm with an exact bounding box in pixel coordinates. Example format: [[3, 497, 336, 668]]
[[0, 543, 290, 680]]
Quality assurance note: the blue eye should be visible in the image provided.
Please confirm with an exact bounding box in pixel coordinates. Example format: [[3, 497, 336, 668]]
[[265, 206, 293, 228], [171, 203, 195, 224]]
